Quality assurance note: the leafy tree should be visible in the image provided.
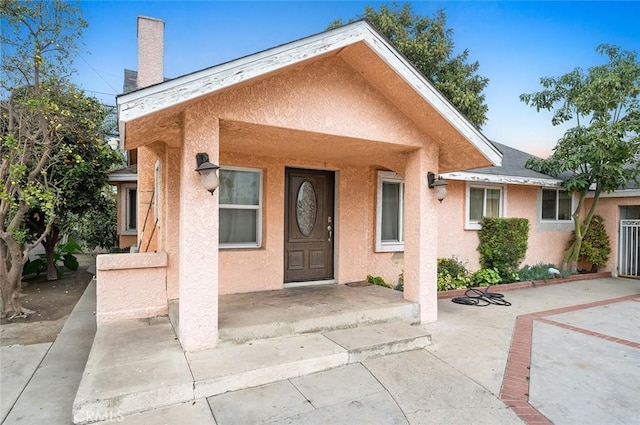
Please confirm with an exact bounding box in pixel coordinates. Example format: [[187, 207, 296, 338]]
[[26, 87, 122, 280], [73, 187, 120, 252], [521, 45, 640, 272], [329, 3, 489, 127], [0, 0, 88, 317]]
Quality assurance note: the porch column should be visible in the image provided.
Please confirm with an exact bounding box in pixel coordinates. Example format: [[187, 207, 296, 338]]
[[165, 147, 181, 300], [403, 146, 439, 323], [178, 108, 219, 351]]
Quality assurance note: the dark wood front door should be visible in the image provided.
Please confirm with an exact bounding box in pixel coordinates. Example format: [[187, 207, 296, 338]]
[[284, 168, 334, 283]]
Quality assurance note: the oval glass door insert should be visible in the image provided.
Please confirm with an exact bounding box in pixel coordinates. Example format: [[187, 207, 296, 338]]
[[296, 181, 317, 237]]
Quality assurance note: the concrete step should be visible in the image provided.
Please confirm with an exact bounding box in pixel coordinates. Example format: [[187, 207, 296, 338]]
[[323, 321, 432, 363], [72, 318, 194, 425], [187, 333, 349, 399], [73, 318, 429, 423], [218, 303, 420, 343]]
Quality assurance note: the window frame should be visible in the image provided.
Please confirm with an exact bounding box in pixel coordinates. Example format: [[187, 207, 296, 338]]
[[465, 183, 505, 230], [540, 188, 573, 222], [154, 160, 161, 229], [375, 171, 404, 252], [120, 183, 138, 235], [219, 165, 263, 249]]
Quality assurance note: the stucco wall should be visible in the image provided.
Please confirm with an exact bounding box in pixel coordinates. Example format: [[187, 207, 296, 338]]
[[438, 181, 572, 272], [218, 152, 405, 295], [95, 252, 168, 324]]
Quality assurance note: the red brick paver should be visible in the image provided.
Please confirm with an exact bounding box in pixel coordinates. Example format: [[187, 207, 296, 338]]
[[500, 294, 639, 424]]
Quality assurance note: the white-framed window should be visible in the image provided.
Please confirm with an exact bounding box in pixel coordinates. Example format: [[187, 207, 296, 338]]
[[376, 171, 404, 252], [219, 166, 263, 248], [121, 183, 137, 235], [541, 188, 573, 221], [466, 184, 504, 230]]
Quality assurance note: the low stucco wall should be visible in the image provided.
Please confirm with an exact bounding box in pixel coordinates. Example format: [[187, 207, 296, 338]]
[[96, 252, 168, 325]]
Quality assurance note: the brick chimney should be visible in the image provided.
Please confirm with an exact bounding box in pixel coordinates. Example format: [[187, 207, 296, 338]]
[[137, 16, 165, 88]]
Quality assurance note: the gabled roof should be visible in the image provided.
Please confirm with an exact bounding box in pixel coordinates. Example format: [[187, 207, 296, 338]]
[[441, 142, 564, 187], [117, 20, 501, 169]]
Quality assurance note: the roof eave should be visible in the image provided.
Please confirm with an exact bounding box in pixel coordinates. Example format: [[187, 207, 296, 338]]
[[587, 188, 640, 198], [108, 174, 138, 182], [440, 171, 563, 187], [117, 20, 501, 168]]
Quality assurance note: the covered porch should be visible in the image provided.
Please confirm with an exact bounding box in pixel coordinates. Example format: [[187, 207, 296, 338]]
[[108, 20, 501, 352], [169, 282, 419, 344]]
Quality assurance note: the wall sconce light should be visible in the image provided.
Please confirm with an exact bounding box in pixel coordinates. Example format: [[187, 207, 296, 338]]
[[195, 152, 220, 195], [428, 171, 448, 203]]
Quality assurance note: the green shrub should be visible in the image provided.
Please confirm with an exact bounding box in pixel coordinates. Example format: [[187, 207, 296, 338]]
[[478, 218, 529, 281], [438, 257, 468, 278], [367, 274, 391, 288], [23, 238, 82, 278], [518, 263, 557, 281], [437, 257, 471, 291], [568, 214, 611, 271], [470, 268, 502, 287], [519, 263, 574, 281]]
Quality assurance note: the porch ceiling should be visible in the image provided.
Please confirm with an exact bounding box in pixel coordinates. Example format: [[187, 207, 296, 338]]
[[220, 119, 413, 168]]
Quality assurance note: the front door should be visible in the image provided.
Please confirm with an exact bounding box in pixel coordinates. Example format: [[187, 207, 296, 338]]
[[284, 168, 334, 283]]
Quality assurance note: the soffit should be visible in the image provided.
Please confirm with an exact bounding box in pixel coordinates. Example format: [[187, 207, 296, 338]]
[[337, 43, 493, 173]]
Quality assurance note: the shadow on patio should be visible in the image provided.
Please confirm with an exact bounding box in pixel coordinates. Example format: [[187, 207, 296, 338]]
[[170, 283, 419, 343]]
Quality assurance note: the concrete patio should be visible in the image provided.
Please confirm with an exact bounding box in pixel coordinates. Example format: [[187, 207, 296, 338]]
[[171, 283, 420, 343], [74, 282, 427, 423], [3, 276, 639, 425]]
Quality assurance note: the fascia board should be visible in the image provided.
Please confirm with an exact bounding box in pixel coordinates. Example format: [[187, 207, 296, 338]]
[[440, 171, 563, 187], [117, 22, 371, 123], [587, 189, 640, 198], [108, 174, 138, 182]]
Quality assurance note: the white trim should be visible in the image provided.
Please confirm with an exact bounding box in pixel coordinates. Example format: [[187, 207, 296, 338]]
[[108, 174, 138, 182], [376, 171, 404, 252], [465, 183, 506, 230], [120, 183, 138, 235], [441, 171, 562, 187], [219, 166, 263, 249], [117, 21, 501, 168], [587, 189, 640, 198], [284, 279, 336, 288]]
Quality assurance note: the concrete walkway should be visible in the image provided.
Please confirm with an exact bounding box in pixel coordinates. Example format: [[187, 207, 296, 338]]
[[2, 277, 639, 424], [1, 280, 96, 424]]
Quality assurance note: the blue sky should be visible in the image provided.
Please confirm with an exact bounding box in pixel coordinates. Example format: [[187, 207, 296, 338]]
[[74, 1, 640, 158]]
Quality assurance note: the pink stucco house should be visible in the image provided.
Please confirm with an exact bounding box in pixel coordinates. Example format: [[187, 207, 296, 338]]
[[101, 17, 639, 353], [99, 16, 502, 351]]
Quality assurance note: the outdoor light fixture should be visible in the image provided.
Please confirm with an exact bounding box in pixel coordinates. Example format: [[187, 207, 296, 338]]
[[195, 152, 220, 195], [428, 171, 448, 203]]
